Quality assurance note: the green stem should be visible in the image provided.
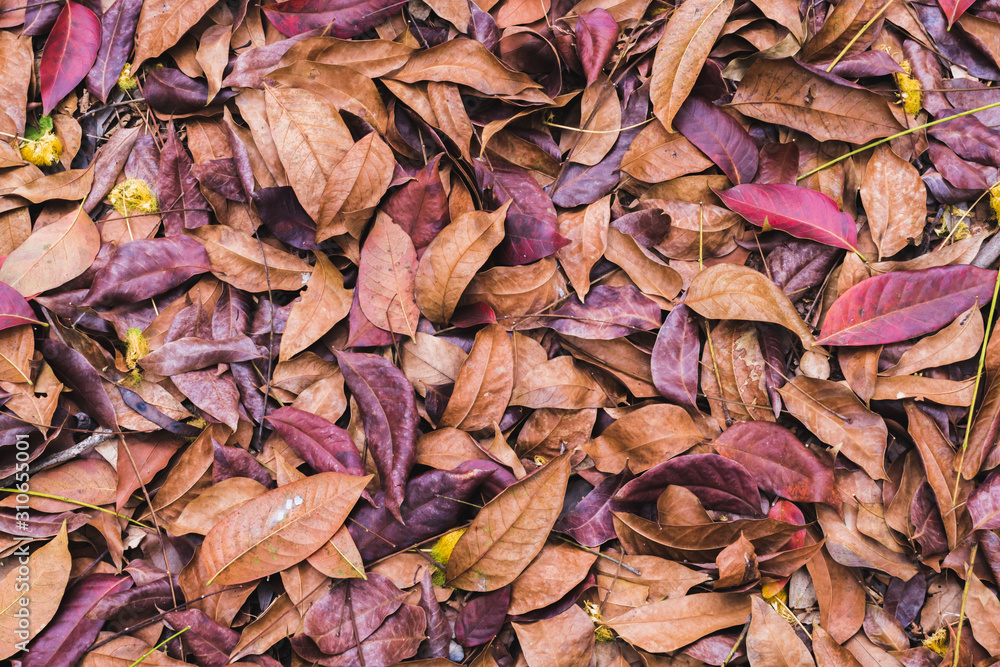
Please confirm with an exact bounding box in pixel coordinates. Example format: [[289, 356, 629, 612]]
[[796, 100, 1000, 181], [0, 488, 152, 529]]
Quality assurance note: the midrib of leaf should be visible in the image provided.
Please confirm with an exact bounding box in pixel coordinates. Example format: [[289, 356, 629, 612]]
[[663, 0, 729, 96]]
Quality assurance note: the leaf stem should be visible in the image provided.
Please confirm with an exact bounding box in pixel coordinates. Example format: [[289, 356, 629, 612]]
[[796, 100, 1000, 181], [0, 488, 152, 529], [128, 626, 190, 667]]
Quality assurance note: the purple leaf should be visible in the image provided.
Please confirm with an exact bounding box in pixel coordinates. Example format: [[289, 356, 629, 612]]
[[468, 0, 499, 50], [651, 304, 700, 409], [85, 0, 141, 102], [418, 570, 451, 659], [611, 209, 670, 247], [969, 470, 1000, 530], [614, 453, 763, 517], [347, 463, 498, 561], [265, 406, 365, 476], [138, 336, 264, 375], [0, 507, 90, 537], [144, 67, 227, 116], [211, 284, 252, 339], [575, 9, 618, 86], [828, 50, 905, 79], [455, 586, 511, 647], [476, 159, 566, 265], [910, 482, 948, 556], [819, 266, 998, 346], [717, 183, 858, 250], [81, 237, 211, 309], [303, 573, 408, 654], [40, 340, 118, 429], [766, 237, 842, 303], [262, 0, 404, 38], [712, 421, 839, 506], [157, 123, 212, 234], [294, 604, 426, 666], [87, 577, 176, 621], [382, 154, 450, 253], [756, 323, 789, 420], [0, 281, 41, 331], [175, 369, 242, 431], [755, 142, 799, 185], [548, 284, 661, 339], [213, 441, 273, 487], [20, 574, 132, 667], [555, 468, 632, 547], [335, 349, 419, 522], [164, 609, 240, 667], [190, 158, 246, 202], [674, 96, 757, 185], [252, 186, 318, 250]]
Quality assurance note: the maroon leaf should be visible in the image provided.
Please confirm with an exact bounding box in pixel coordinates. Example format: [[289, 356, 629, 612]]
[[418, 570, 451, 659], [81, 237, 211, 309], [294, 604, 426, 666], [0, 281, 42, 332], [41, 339, 118, 429], [476, 158, 567, 264], [712, 422, 839, 506], [335, 349, 419, 522], [157, 123, 212, 234], [265, 406, 365, 476], [455, 586, 511, 647], [138, 336, 264, 375], [615, 453, 764, 517], [674, 96, 758, 185], [818, 266, 998, 346], [548, 284, 661, 339], [303, 573, 408, 654], [651, 304, 700, 409], [85, 0, 141, 102], [755, 142, 799, 185], [262, 0, 405, 38], [382, 154, 450, 253], [347, 463, 499, 561], [575, 9, 618, 86], [252, 186, 318, 250], [969, 471, 1000, 530], [717, 183, 858, 250], [191, 158, 246, 202], [555, 467, 632, 547], [20, 574, 133, 667], [164, 609, 240, 667], [145, 67, 235, 115], [39, 1, 101, 114]]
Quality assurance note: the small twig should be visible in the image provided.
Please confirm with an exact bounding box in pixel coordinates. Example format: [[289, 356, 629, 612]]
[[0, 488, 151, 528], [554, 535, 643, 575], [825, 0, 894, 72], [721, 616, 751, 666], [0, 428, 114, 486], [953, 544, 978, 667]]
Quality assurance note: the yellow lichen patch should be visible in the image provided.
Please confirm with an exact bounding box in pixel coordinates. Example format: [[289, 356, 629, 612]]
[[430, 527, 467, 586], [19, 132, 62, 167], [923, 627, 948, 656], [895, 61, 923, 117], [990, 184, 1000, 224], [124, 327, 149, 370], [584, 601, 615, 642], [118, 62, 139, 92], [109, 178, 158, 216]]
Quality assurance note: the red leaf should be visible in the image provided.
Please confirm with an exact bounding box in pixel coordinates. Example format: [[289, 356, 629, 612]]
[[39, 1, 101, 114], [262, 0, 405, 37], [818, 266, 998, 346], [713, 421, 839, 507], [674, 96, 758, 185], [938, 0, 975, 27], [717, 183, 858, 250], [575, 9, 618, 86], [0, 281, 41, 332]]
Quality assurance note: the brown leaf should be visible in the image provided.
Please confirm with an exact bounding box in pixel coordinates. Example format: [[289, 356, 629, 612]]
[[317, 131, 395, 240], [440, 323, 514, 431], [510, 356, 612, 409], [0, 33, 31, 137], [556, 196, 610, 299], [621, 120, 714, 183], [190, 225, 312, 292], [264, 86, 353, 222], [415, 204, 507, 323], [446, 453, 571, 591], [606, 592, 751, 653], [508, 542, 598, 614], [881, 305, 983, 377], [0, 206, 100, 297], [812, 624, 863, 667], [0, 522, 71, 659], [686, 264, 818, 350], [805, 545, 866, 643], [357, 213, 420, 338], [966, 575, 1000, 655], [731, 58, 905, 143], [390, 39, 543, 97], [860, 145, 926, 259], [605, 227, 683, 301], [651, 0, 735, 131], [200, 471, 370, 585], [583, 404, 703, 473], [512, 604, 595, 667], [0, 324, 33, 384], [778, 376, 888, 481], [280, 252, 352, 361], [746, 595, 815, 666], [133, 0, 218, 67]]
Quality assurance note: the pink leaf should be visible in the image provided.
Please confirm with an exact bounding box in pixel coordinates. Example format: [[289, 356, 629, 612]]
[[39, 1, 101, 114]]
